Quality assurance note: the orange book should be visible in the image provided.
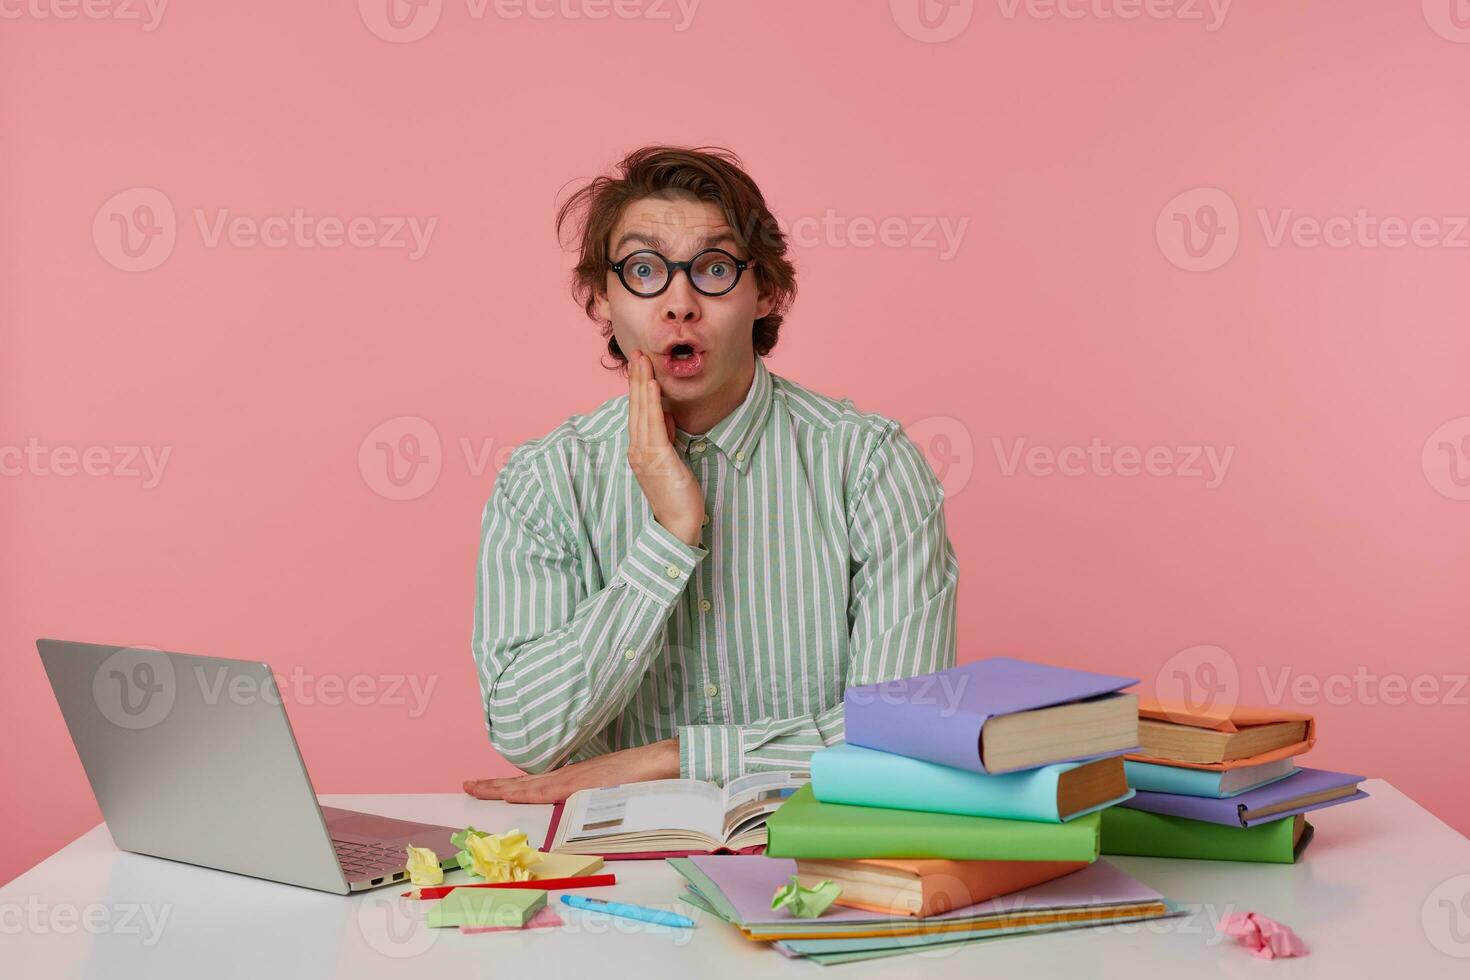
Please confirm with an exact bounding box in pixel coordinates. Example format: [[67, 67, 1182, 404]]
[[1128, 699, 1315, 770], [794, 857, 1088, 918]]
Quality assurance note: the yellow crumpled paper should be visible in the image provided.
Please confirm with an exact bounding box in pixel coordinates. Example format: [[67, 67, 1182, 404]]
[[451, 827, 544, 883], [404, 845, 444, 886]]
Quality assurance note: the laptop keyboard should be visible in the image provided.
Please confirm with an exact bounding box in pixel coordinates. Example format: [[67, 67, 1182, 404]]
[[333, 839, 409, 878]]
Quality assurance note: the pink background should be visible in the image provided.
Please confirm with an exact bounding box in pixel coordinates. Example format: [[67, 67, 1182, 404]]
[[3, 1, 1468, 886]]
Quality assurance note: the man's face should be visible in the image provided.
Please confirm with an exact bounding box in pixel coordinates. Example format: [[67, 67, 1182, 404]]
[[594, 194, 774, 407]]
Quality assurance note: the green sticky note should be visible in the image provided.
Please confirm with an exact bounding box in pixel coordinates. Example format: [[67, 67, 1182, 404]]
[[426, 888, 548, 929]]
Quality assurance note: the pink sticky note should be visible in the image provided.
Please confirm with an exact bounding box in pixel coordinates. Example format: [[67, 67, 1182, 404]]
[[1220, 912, 1308, 959], [458, 906, 564, 935]]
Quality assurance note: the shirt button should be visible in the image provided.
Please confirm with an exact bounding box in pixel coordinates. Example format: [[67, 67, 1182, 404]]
[[665, 565, 680, 578], [704, 683, 718, 698], [701, 513, 710, 526], [692, 440, 708, 453], [698, 599, 712, 613], [735, 451, 745, 462], [623, 648, 636, 661]]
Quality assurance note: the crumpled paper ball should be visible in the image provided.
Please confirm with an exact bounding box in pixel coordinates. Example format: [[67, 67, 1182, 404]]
[[404, 845, 444, 886], [1220, 911, 1307, 959], [450, 826, 544, 883], [771, 875, 842, 918]]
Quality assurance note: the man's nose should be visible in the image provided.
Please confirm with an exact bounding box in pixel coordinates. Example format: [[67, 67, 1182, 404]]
[[658, 269, 701, 322]]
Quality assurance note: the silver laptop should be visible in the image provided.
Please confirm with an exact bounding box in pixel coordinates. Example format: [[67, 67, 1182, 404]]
[[38, 638, 461, 894]]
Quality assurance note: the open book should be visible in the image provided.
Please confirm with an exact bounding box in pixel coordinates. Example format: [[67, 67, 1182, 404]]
[[548, 771, 809, 855]]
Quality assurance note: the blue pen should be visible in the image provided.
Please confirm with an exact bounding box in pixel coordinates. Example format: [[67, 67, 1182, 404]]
[[559, 893, 696, 929]]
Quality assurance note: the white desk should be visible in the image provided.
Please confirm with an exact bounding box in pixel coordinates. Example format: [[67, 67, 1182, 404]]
[[3, 779, 1469, 977]]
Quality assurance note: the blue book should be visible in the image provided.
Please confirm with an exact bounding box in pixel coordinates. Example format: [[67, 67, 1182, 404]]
[[1124, 758, 1299, 798], [811, 743, 1134, 823]]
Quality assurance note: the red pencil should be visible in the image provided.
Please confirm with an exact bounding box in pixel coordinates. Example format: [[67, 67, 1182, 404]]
[[402, 873, 616, 900]]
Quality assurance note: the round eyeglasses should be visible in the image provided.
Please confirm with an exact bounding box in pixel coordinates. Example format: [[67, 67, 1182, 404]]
[[607, 248, 756, 298]]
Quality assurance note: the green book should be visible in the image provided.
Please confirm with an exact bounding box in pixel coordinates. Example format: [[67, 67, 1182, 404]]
[[1101, 806, 1313, 863], [425, 888, 547, 928], [764, 784, 1101, 861]]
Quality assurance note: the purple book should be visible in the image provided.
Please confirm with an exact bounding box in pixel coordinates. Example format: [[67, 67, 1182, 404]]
[[1121, 766, 1368, 827], [843, 657, 1140, 774]]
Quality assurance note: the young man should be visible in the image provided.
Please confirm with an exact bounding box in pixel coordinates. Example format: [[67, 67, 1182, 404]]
[[463, 146, 958, 804]]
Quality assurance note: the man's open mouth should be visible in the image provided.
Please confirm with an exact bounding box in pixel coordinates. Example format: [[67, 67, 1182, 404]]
[[670, 344, 695, 360]]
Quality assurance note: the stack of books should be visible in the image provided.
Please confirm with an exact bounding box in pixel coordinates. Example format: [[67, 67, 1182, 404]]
[[678, 658, 1178, 962], [1102, 700, 1368, 863]]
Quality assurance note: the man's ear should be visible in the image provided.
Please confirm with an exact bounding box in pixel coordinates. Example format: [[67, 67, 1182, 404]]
[[593, 287, 611, 323], [754, 287, 775, 321]]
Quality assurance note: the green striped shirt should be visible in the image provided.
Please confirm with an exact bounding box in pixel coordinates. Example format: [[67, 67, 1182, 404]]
[[471, 356, 959, 786]]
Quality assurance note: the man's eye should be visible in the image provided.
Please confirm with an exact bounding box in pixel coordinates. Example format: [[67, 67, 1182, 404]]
[[632, 263, 654, 279]]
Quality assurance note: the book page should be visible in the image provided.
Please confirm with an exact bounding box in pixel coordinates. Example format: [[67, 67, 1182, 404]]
[[720, 770, 809, 840], [559, 779, 725, 843]]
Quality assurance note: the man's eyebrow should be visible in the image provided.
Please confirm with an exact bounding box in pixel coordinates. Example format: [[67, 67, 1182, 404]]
[[611, 230, 739, 254]]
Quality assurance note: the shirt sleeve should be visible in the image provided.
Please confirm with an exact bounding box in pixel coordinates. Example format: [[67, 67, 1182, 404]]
[[472, 450, 707, 774], [677, 420, 960, 785]]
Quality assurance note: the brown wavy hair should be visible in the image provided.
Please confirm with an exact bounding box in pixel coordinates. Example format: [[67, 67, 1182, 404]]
[[555, 145, 797, 369]]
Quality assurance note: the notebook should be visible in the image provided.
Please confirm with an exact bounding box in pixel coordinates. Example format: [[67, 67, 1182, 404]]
[[812, 743, 1133, 821], [844, 657, 1140, 774]]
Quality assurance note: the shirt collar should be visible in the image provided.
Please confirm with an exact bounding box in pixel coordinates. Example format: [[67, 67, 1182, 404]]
[[672, 357, 772, 474]]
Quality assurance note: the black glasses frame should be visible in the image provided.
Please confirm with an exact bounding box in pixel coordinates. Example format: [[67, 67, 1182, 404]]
[[607, 247, 756, 298]]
